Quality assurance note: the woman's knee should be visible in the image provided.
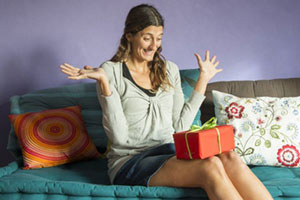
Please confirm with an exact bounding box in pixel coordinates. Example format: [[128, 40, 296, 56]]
[[202, 156, 226, 179], [218, 151, 245, 168], [205, 156, 223, 169], [198, 156, 228, 189]]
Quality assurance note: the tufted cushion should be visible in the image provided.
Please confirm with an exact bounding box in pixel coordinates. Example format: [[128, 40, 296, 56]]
[[1, 158, 300, 199], [8, 71, 203, 158], [8, 83, 105, 158], [9, 105, 101, 169]]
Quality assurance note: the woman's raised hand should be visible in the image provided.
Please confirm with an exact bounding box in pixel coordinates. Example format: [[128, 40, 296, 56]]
[[194, 50, 223, 82], [60, 63, 108, 82]]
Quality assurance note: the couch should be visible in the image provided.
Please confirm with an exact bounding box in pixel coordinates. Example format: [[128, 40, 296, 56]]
[[1, 67, 300, 200]]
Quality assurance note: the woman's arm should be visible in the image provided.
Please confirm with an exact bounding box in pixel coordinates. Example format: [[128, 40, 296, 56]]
[[171, 62, 206, 132], [172, 50, 222, 132], [60, 62, 131, 147], [97, 74, 112, 96]]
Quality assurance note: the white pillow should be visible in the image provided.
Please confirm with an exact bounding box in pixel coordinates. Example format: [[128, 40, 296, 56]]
[[212, 90, 300, 167]]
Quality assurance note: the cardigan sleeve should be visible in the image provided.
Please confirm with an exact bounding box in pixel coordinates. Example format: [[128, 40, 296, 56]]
[[96, 62, 130, 147], [168, 61, 206, 132]]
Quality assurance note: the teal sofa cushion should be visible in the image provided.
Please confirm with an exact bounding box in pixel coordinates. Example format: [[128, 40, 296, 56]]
[[7, 70, 203, 158], [1, 159, 300, 199], [0, 159, 208, 199], [3, 68, 300, 199], [7, 83, 106, 159]]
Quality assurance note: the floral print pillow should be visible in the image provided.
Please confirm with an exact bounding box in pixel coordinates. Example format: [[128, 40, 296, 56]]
[[212, 90, 300, 167]]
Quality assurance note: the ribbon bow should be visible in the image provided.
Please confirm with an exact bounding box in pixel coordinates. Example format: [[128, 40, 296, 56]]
[[189, 117, 217, 132], [185, 117, 222, 159]]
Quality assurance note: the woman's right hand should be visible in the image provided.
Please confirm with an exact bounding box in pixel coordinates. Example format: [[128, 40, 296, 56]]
[[60, 63, 112, 96], [60, 63, 108, 82]]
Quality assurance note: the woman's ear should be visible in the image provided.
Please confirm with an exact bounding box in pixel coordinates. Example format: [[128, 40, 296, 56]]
[[125, 33, 133, 42]]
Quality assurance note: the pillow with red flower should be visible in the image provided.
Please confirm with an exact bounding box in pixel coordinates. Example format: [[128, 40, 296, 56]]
[[212, 90, 300, 167]]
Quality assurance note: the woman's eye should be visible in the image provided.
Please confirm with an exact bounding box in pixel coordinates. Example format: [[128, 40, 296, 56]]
[[144, 38, 150, 41]]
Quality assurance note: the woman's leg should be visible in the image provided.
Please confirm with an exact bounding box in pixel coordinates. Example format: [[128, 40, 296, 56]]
[[217, 151, 273, 200], [149, 155, 243, 200]]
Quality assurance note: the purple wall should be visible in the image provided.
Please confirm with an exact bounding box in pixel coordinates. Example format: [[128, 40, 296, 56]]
[[0, 0, 300, 166]]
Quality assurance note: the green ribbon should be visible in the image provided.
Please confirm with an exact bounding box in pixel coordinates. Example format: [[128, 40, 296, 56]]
[[189, 117, 217, 132], [184, 117, 220, 159]]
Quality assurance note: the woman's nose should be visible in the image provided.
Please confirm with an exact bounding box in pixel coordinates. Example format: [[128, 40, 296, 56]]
[[150, 39, 158, 49]]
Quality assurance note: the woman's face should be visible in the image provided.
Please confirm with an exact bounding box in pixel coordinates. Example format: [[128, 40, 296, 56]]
[[127, 25, 163, 63]]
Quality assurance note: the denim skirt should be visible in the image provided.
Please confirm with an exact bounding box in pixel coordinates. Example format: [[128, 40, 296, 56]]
[[113, 143, 176, 187]]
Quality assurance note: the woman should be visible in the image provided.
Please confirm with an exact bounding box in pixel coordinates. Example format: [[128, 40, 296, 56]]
[[60, 4, 273, 200]]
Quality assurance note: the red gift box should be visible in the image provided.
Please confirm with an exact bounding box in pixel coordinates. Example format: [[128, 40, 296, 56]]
[[173, 125, 235, 160]]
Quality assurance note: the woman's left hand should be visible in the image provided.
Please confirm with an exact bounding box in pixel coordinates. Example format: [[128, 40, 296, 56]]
[[194, 50, 223, 82]]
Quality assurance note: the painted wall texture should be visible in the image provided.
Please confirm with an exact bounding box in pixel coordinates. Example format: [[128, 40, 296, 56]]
[[0, 0, 300, 166]]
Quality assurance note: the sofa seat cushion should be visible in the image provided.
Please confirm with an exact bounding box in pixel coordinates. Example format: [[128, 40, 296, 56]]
[[1, 159, 300, 199], [0, 159, 208, 199], [0, 158, 110, 185]]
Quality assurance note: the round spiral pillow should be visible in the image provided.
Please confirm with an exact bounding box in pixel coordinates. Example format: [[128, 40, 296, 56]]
[[9, 106, 100, 169]]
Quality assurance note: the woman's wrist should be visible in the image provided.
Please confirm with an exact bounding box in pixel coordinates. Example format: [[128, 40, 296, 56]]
[[198, 73, 210, 84], [194, 74, 209, 95]]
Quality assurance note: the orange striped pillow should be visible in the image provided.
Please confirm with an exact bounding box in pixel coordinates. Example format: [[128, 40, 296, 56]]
[[9, 106, 101, 169]]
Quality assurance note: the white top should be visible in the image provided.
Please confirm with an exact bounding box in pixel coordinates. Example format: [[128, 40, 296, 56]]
[[96, 60, 206, 183]]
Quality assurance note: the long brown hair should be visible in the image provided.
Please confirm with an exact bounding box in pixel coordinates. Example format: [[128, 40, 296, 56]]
[[110, 4, 172, 92]]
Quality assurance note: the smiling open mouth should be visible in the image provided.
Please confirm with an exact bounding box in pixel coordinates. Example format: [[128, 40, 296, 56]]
[[143, 49, 154, 56]]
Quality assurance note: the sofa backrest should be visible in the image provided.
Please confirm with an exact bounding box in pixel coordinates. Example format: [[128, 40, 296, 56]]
[[8, 67, 300, 159], [7, 68, 202, 158], [201, 78, 300, 122], [8, 82, 106, 158]]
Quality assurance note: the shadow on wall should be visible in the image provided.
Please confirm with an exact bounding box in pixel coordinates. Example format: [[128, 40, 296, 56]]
[[0, 102, 15, 167], [0, 44, 64, 167]]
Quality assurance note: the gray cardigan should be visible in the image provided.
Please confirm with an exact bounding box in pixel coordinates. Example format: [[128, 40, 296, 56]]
[[96, 60, 205, 183]]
